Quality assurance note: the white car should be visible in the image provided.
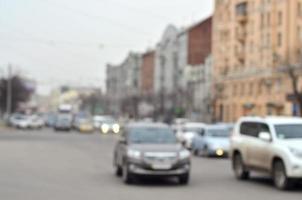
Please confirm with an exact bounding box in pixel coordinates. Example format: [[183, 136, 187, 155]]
[[9, 114, 31, 129], [171, 118, 189, 133], [177, 123, 206, 149], [230, 116, 302, 190], [29, 115, 45, 129]]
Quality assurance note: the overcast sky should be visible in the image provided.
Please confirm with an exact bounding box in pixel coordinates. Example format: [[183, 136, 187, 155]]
[[0, 0, 213, 95]]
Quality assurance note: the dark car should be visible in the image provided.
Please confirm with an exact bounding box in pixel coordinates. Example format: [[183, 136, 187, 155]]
[[113, 122, 191, 185]]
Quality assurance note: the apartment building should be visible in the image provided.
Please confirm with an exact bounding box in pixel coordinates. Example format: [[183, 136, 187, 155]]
[[106, 52, 142, 116], [213, 0, 302, 122]]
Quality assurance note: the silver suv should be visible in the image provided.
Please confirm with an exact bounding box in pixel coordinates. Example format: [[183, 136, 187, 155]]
[[113, 122, 191, 185], [230, 116, 302, 190]]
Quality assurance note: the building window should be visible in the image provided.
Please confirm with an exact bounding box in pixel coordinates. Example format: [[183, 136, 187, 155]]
[[267, 33, 271, 47], [249, 83, 254, 95], [258, 82, 262, 94], [267, 12, 270, 27], [241, 83, 245, 96], [298, 2, 302, 17], [278, 11, 282, 26], [298, 26, 302, 42], [277, 33, 282, 47], [275, 78, 282, 92], [233, 84, 237, 96], [250, 20, 254, 33], [236, 2, 248, 16], [261, 13, 265, 28]]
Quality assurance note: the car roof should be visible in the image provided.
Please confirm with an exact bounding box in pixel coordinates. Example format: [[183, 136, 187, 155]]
[[205, 124, 231, 130], [184, 122, 207, 127], [239, 116, 302, 125], [127, 122, 170, 129]]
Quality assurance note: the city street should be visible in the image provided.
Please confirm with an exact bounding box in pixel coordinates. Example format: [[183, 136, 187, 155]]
[[0, 129, 301, 200]]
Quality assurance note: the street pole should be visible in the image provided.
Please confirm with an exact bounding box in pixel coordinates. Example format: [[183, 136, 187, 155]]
[[6, 64, 12, 117]]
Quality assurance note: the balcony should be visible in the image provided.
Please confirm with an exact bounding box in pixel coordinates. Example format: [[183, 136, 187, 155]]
[[236, 2, 248, 24]]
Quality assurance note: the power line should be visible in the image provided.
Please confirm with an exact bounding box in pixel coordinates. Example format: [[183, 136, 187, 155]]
[[0, 34, 141, 49], [38, 0, 152, 38], [89, 0, 171, 22], [0, 23, 145, 48]]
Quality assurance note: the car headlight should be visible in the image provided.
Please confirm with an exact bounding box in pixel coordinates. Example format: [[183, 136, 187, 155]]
[[101, 124, 109, 133], [127, 149, 141, 159], [289, 148, 302, 158], [112, 124, 120, 133], [179, 149, 191, 160]]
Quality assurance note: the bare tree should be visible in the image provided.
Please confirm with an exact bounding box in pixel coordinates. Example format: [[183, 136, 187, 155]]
[[280, 60, 302, 116]]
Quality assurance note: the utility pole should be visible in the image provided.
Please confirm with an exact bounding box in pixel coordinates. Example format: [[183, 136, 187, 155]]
[[6, 64, 12, 117]]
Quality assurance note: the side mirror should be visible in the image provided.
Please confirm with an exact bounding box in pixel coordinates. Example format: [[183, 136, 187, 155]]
[[259, 132, 271, 142]]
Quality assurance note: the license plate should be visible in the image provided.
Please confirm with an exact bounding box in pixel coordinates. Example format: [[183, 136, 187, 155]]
[[152, 163, 171, 170]]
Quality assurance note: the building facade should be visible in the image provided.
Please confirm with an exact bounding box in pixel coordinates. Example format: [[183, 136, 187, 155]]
[[106, 52, 142, 117], [185, 56, 213, 122], [182, 17, 213, 122], [213, 0, 302, 122], [140, 50, 155, 97], [154, 25, 181, 114]]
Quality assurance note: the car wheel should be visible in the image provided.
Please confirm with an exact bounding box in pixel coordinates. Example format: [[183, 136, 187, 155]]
[[122, 163, 133, 184], [203, 146, 210, 157], [233, 153, 249, 180], [193, 149, 200, 156], [273, 160, 292, 190], [178, 173, 190, 185]]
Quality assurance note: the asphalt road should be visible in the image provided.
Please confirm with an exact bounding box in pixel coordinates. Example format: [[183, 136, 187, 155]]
[[0, 129, 301, 200]]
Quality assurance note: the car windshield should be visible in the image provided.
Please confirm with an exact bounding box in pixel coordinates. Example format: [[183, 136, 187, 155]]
[[274, 124, 302, 139], [206, 128, 230, 138], [80, 119, 92, 124], [15, 115, 26, 120], [102, 119, 115, 124], [184, 127, 204, 134], [129, 127, 177, 144]]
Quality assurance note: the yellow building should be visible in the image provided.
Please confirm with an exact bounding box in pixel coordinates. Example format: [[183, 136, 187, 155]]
[[213, 0, 302, 122]]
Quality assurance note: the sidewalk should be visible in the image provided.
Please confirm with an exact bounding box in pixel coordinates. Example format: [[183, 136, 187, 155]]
[[0, 121, 9, 132]]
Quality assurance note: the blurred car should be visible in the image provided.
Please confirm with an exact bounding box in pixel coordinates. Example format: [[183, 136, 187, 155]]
[[113, 122, 191, 184], [94, 116, 120, 134], [192, 125, 231, 157], [28, 115, 45, 129], [177, 123, 206, 149], [216, 123, 234, 132], [171, 118, 189, 133], [93, 115, 110, 129], [73, 112, 90, 130], [78, 119, 94, 133], [231, 116, 302, 190], [45, 113, 56, 127], [9, 113, 31, 129], [54, 114, 72, 131]]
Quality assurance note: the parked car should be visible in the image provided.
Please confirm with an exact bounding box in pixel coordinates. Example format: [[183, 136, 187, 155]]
[[192, 125, 231, 157], [54, 114, 72, 131], [176, 123, 206, 149], [113, 122, 191, 184], [230, 116, 302, 190], [45, 113, 56, 127], [9, 113, 31, 129], [29, 115, 45, 129], [94, 116, 120, 134], [171, 118, 189, 133]]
